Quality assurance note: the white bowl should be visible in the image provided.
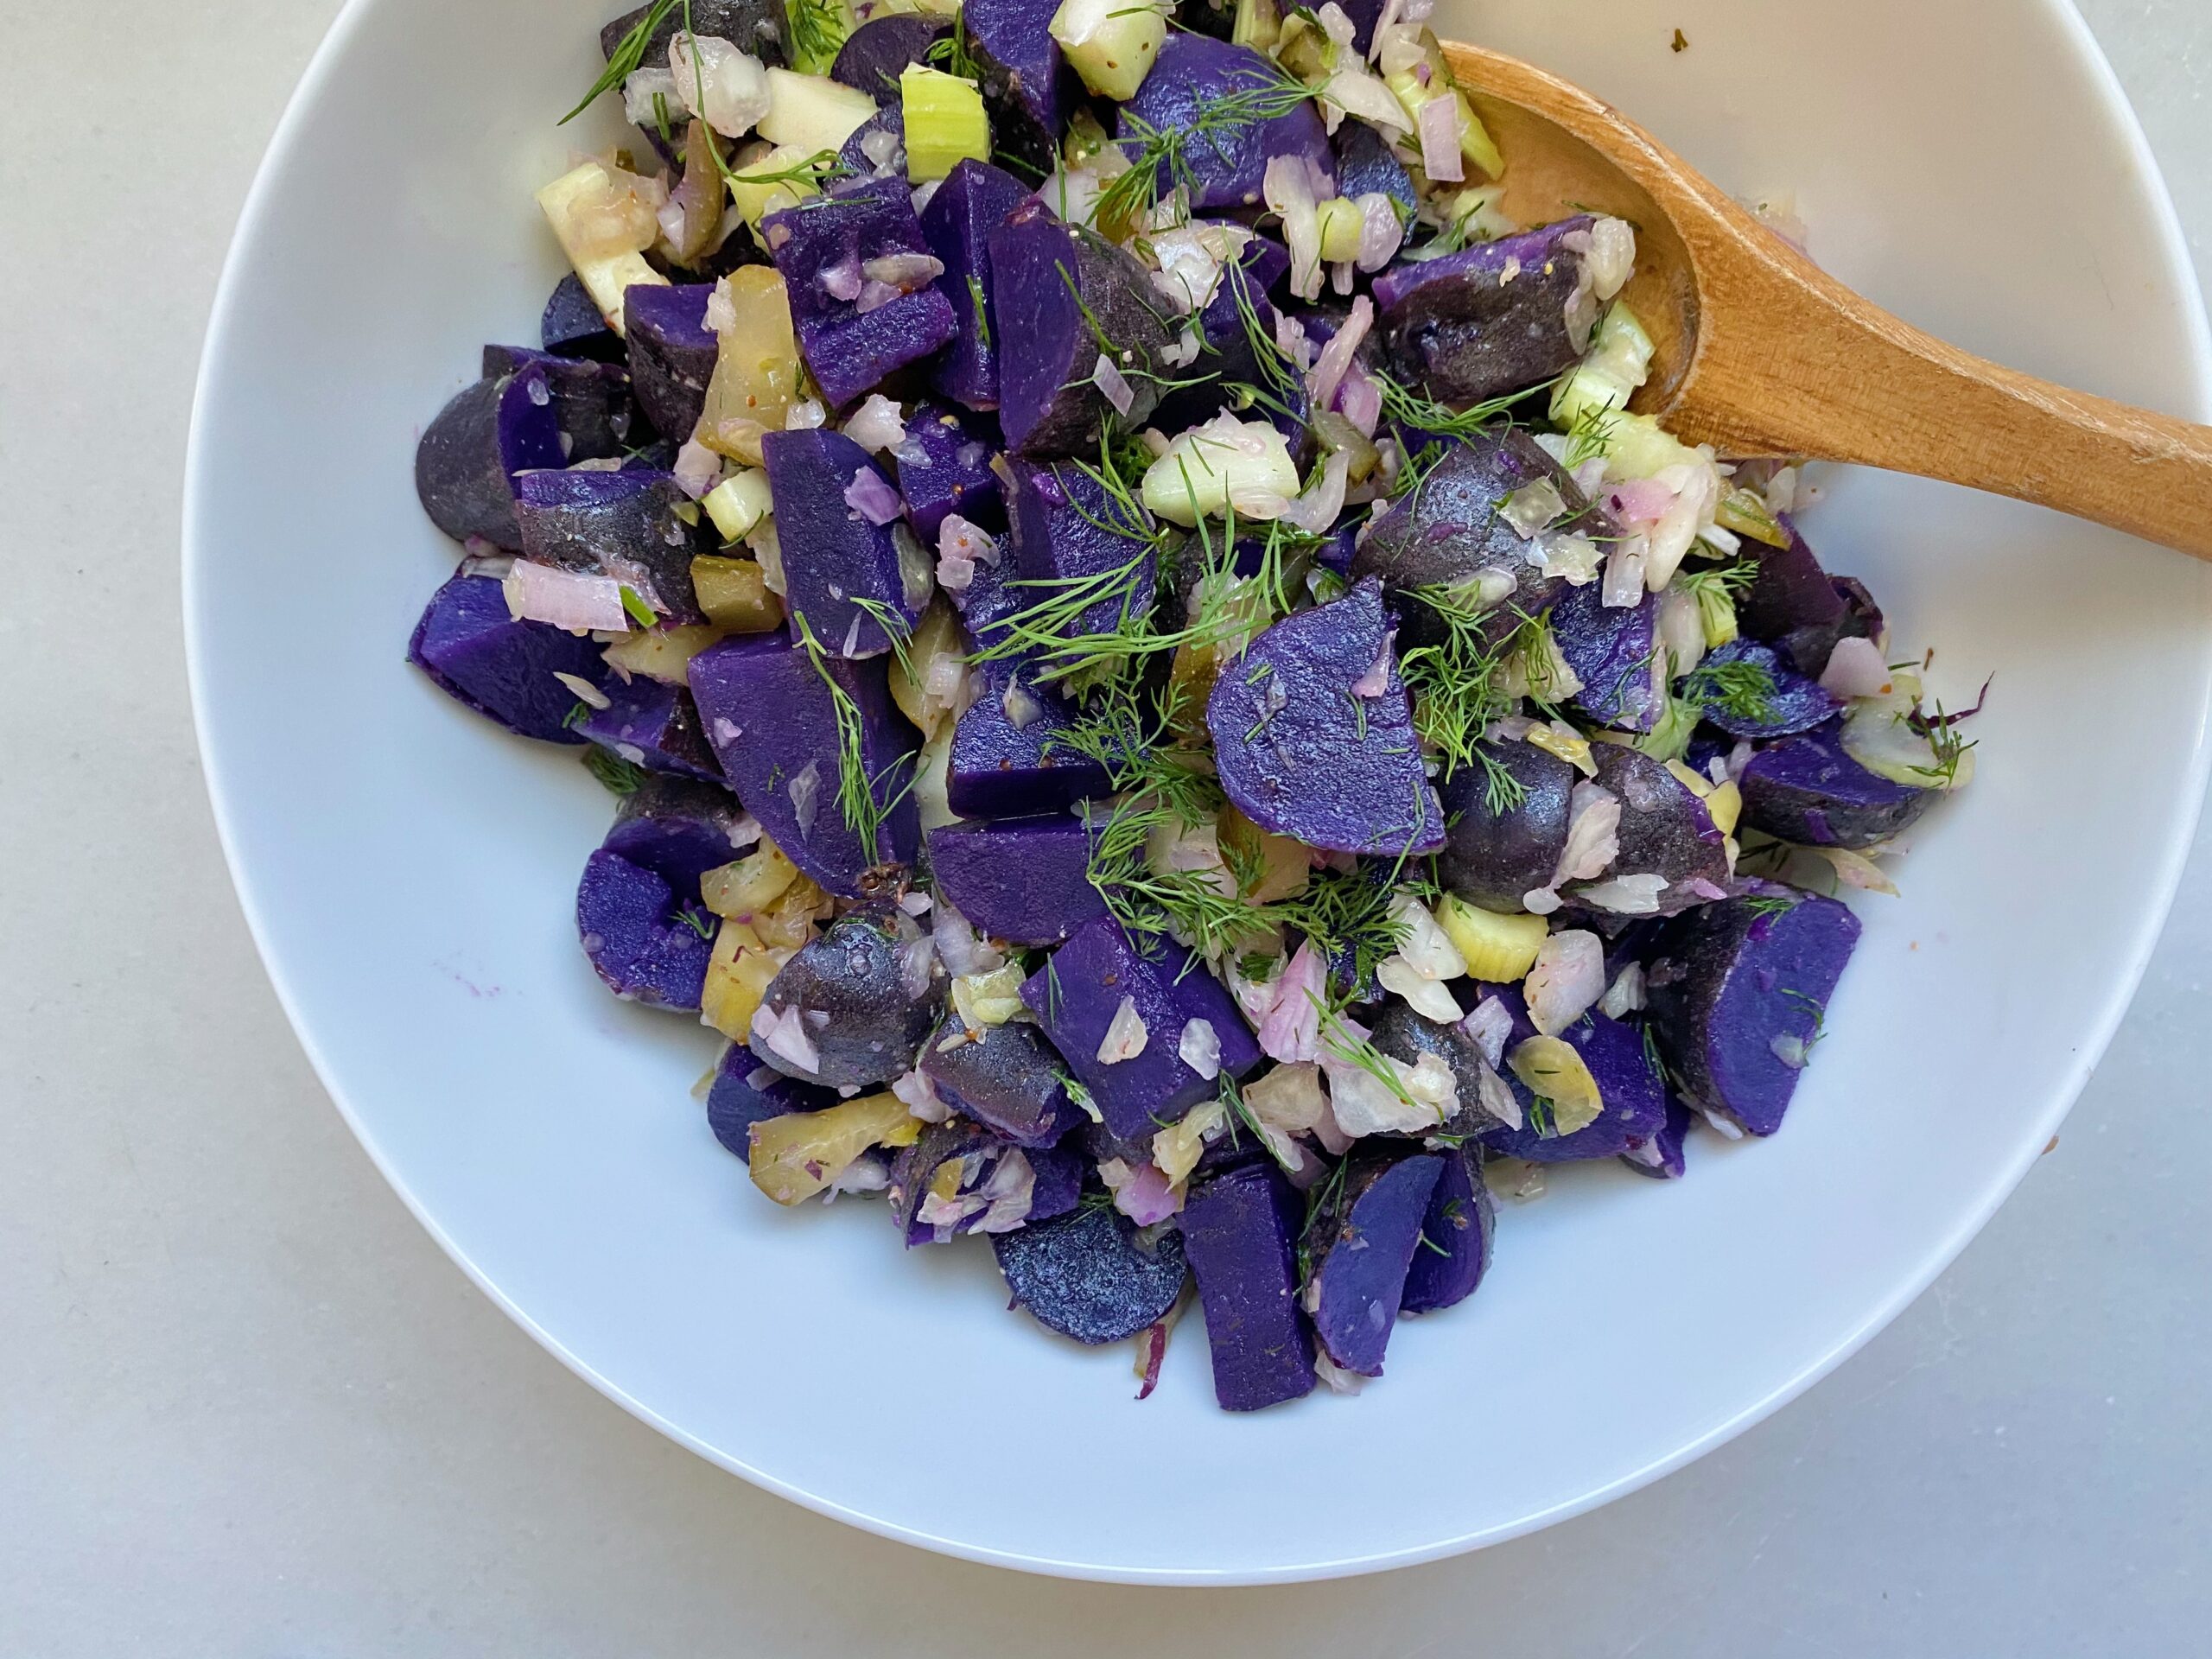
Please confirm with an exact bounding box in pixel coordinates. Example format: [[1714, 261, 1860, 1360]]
[[184, 0, 2212, 1584]]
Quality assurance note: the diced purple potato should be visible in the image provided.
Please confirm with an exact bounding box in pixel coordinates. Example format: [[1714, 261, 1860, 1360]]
[[1331, 107, 1414, 211], [751, 906, 940, 1089], [761, 428, 933, 657], [1580, 743, 1732, 910], [831, 13, 949, 94], [1366, 1001, 1516, 1139], [1644, 892, 1861, 1136], [576, 676, 726, 784], [601, 775, 750, 898], [480, 344, 636, 461], [575, 849, 714, 1010], [1553, 582, 1662, 733], [925, 817, 1108, 945], [542, 272, 626, 362], [1351, 430, 1605, 647], [1002, 457, 1160, 638], [1373, 216, 1598, 404], [1400, 1147, 1496, 1314], [764, 181, 959, 410], [960, 0, 1072, 166], [1737, 517, 1881, 679], [837, 104, 904, 180], [992, 1200, 1189, 1345], [1620, 1094, 1693, 1180], [1437, 740, 1576, 913], [1020, 917, 1262, 1139], [888, 1122, 1084, 1244], [946, 670, 1115, 818], [920, 159, 1033, 410], [623, 283, 720, 442], [513, 468, 709, 624], [1153, 239, 1310, 438], [406, 569, 606, 743], [706, 1044, 839, 1158], [1205, 576, 1446, 857], [1119, 35, 1332, 213], [1693, 638, 1841, 741], [689, 630, 922, 896], [601, 0, 785, 70], [1303, 1147, 1442, 1376], [990, 202, 1174, 456], [894, 401, 1005, 539], [919, 1012, 1085, 1147], [1179, 1162, 1317, 1411], [1479, 988, 1669, 1162], [1738, 720, 1932, 849], [413, 366, 564, 549]]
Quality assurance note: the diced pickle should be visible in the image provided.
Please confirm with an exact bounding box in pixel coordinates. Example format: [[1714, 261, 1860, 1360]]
[[749, 1092, 920, 1205], [698, 268, 801, 465], [690, 555, 786, 632]]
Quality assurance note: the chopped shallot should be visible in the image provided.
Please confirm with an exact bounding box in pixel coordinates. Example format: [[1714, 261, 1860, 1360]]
[[1097, 995, 1150, 1064], [1418, 95, 1463, 182], [752, 1001, 821, 1075], [844, 466, 905, 525], [1524, 929, 1605, 1036], [842, 393, 906, 454], [504, 562, 632, 632], [1095, 353, 1135, 417]]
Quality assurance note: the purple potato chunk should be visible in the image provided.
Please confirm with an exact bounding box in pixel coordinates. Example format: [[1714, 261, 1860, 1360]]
[[1331, 109, 1414, 211], [600, 0, 785, 70], [1480, 988, 1669, 1162], [623, 283, 720, 441], [992, 1200, 1189, 1344], [1118, 35, 1332, 213], [764, 181, 959, 410], [413, 365, 564, 549], [960, 0, 1072, 167], [513, 468, 709, 624], [1180, 1162, 1317, 1411], [575, 849, 715, 1010], [481, 344, 635, 460], [1001, 456, 1160, 637], [1373, 216, 1599, 404], [542, 272, 625, 362], [888, 1121, 1084, 1244], [1644, 892, 1861, 1136], [1553, 582, 1662, 732], [990, 201, 1174, 455], [1619, 1094, 1693, 1180], [831, 13, 948, 93], [1738, 721, 1932, 849], [1401, 1147, 1496, 1314], [925, 817, 1108, 945], [1737, 516, 1880, 679], [1019, 917, 1262, 1139], [1366, 1001, 1516, 1139], [837, 104, 905, 180], [920, 1012, 1085, 1147], [894, 401, 1004, 539], [1303, 1147, 1443, 1375], [920, 159, 1034, 410], [762, 428, 934, 657], [576, 676, 725, 783], [1437, 740, 1577, 913], [1689, 639, 1841, 740], [1205, 576, 1446, 857], [1580, 743, 1732, 912], [706, 1045, 839, 1157], [1351, 430, 1607, 646], [751, 906, 941, 1089], [689, 630, 922, 896], [407, 569, 607, 743], [946, 669, 1114, 818], [601, 775, 750, 897]]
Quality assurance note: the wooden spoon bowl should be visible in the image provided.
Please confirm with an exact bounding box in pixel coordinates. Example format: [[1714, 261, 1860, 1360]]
[[1441, 40, 2212, 557]]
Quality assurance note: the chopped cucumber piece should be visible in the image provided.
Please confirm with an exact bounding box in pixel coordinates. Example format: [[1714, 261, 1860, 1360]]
[[690, 555, 786, 632], [758, 67, 877, 153], [1231, 0, 1281, 49], [1050, 0, 1168, 101], [701, 469, 773, 540], [1140, 416, 1302, 525], [727, 142, 829, 226], [536, 161, 671, 333], [783, 0, 855, 75], [899, 64, 990, 181]]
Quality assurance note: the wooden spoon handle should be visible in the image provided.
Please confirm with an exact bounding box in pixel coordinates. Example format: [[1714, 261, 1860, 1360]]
[[1663, 236, 2212, 559]]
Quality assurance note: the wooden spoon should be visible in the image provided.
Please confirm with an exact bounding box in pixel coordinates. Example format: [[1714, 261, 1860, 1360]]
[[1440, 40, 2212, 558]]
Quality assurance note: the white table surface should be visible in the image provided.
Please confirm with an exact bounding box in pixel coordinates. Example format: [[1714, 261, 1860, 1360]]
[[5, 2, 2209, 1651]]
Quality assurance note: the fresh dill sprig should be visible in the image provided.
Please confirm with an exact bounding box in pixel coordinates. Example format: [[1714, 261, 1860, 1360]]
[[1673, 558, 1758, 603], [967, 275, 992, 348], [849, 596, 915, 678], [1905, 699, 1979, 788], [792, 610, 911, 864], [925, 16, 987, 84], [562, 701, 594, 732], [1395, 582, 1535, 811], [1681, 658, 1780, 725], [582, 746, 649, 796], [1370, 365, 1554, 446], [783, 0, 853, 74], [619, 585, 658, 629], [1090, 66, 1320, 232], [1563, 398, 1620, 467], [722, 147, 849, 190], [1779, 987, 1828, 1048], [1742, 893, 1798, 920], [561, 0, 683, 124], [673, 905, 716, 941]]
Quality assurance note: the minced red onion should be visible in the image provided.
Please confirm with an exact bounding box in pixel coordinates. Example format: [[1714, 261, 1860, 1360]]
[[787, 760, 822, 838], [1605, 475, 1677, 524], [1418, 96, 1463, 182], [842, 393, 906, 454], [819, 254, 863, 302], [1307, 295, 1371, 413], [1576, 873, 1668, 914], [1001, 676, 1045, 729], [1106, 1160, 1181, 1226], [1820, 636, 1893, 700], [974, 1151, 1039, 1234], [1554, 782, 1622, 884], [854, 278, 903, 314], [673, 438, 723, 499], [1095, 353, 1135, 417], [891, 1063, 950, 1119], [1354, 192, 1405, 271], [751, 1002, 821, 1076], [504, 562, 632, 632], [1349, 626, 1397, 697], [935, 513, 999, 594], [1770, 1033, 1809, 1071], [669, 33, 770, 138], [843, 466, 905, 525], [1525, 929, 1606, 1035], [1459, 995, 1514, 1069], [552, 671, 611, 711], [1179, 1018, 1223, 1081], [932, 901, 1004, 977], [858, 124, 902, 174], [1337, 364, 1383, 437], [622, 67, 682, 128], [784, 399, 825, 431], [1255, 943, 1326, 1063], [861, 251, 944, 290]]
